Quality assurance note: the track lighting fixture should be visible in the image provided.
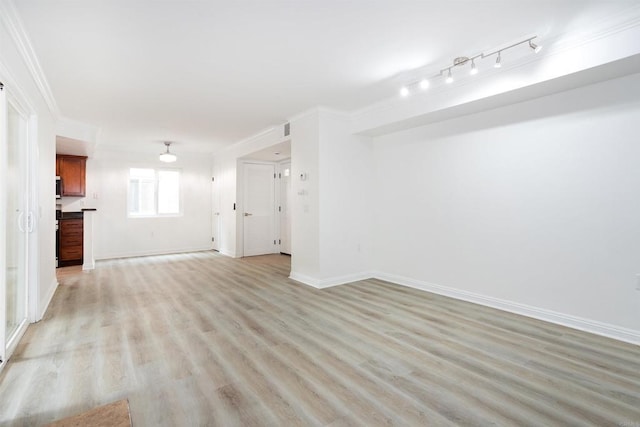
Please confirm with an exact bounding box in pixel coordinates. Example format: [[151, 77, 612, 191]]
[[398, 36, 541, 97], [529, 40, 542, 53], [159, 142, 177, 163], [494, 51, 502, 68]]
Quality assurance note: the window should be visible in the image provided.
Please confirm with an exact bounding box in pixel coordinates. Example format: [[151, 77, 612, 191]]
[[128, 168, 180, 216]]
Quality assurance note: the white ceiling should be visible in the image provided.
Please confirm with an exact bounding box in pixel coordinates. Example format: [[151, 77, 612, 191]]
[[13, 1, 634, 153]]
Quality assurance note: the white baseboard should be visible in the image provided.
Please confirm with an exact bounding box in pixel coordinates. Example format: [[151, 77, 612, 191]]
[[96, 245, 213, 261], [37, 277, 59, 322], [289, 271, 373, 289], [82, 261, 95, 271], [218, 248, 238, 258], [373, 271, 640, 346]]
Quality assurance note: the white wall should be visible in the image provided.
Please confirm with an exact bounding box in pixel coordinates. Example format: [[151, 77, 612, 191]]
[[288, 108, 375, 287], [317, 110, 373, 283], [0, 7, 57, 322], [89, 148, 212, 259], [372, 72, 640, 339], [289, 111, 321, 279], [215, 157, 238, 257]]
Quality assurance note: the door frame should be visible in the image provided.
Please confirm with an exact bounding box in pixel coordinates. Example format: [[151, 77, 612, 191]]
[[0, 79, 6, 368], [211, 171, 220, 252], [278, 160, 291, 255]]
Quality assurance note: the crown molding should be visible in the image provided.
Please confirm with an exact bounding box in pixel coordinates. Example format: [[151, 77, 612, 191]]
[[0, 0, 59, 116], [287, 105, 350, 124], [220, 126, 278, 154], [287, 106, 322, 123]]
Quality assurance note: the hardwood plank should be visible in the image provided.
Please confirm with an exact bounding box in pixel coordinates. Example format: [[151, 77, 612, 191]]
[[45, 399, 130, 427]]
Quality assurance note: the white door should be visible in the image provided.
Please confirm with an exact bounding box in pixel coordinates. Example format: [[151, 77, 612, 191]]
[[1, 88, 30, 367], [243, 163, 276, 256], [211, 175, 220, 251], [279, 161, 291, 255]]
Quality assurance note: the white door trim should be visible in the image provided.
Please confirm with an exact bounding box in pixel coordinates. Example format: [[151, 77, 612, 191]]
[[278, 160, 291, 255], [211, 171, 220, 252], [0, 79, 7, 369]]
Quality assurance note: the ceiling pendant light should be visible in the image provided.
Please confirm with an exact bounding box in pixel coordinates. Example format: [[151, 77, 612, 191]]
[[445, 68, 453, 83], [529, 40, 542, 53], [470, 59, 478, 75], [159, 142, 177, 163], [494, 51, 502, 68]]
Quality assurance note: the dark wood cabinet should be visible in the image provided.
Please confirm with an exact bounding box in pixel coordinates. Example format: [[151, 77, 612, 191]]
[[59, 217, 83, 266], [57, 154, 87, 197]]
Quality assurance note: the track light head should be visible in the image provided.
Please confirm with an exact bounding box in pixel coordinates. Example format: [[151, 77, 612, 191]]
[[419, 79, 430, 90], [529, 40, 542, 53], [445, 69, 453, 83], [400, 86, 410, 97], [470, 59, 478, 75], [494, 52, 502, 68]]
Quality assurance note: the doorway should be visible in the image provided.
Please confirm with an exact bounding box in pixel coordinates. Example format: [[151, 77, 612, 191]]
[[237, 139, 291, 258]]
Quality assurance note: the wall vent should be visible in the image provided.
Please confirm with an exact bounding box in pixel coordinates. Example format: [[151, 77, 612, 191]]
[[284, 122, 290, 137]]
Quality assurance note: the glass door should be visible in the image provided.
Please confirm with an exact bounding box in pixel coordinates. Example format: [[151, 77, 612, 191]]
[[0, 85, 30, 366], [5, 101, 28, 346]]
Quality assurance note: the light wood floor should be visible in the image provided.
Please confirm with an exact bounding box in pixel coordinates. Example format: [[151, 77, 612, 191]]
[[1, 251, 639, 426]]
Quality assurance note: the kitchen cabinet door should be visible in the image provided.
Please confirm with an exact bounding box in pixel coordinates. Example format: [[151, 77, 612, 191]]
[[57, 155, 87, 197]]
